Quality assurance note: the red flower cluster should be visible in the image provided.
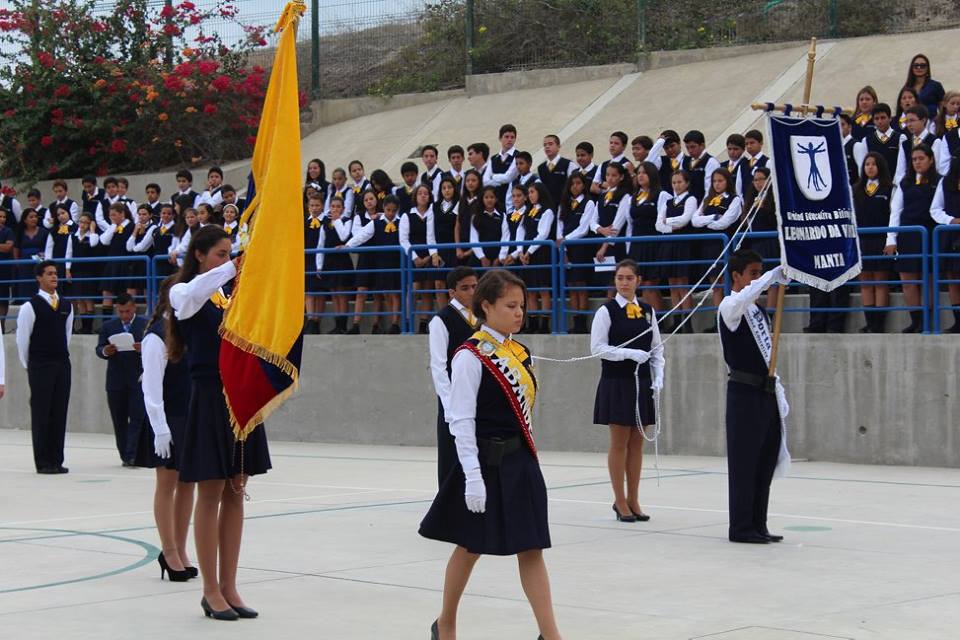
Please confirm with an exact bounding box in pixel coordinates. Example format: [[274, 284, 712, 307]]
[[164, 75, 185, 92], [110, 139, 127, 154], [211, 75, 231, 91], [37, 51, 54, 68], [40, 135, 53, 147], [197, 60, 219, 75], [53, 84, 71, 98]]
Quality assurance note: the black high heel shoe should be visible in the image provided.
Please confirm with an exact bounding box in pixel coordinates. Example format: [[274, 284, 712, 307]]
[[430, 619, 439, 640], [201, 597, 239, 621], [186, 566, 199, 578], [612, 504, 637, 523], [630, 509, 651, 522], [226, 601, 259, 619], [158, 552, 192, 582]]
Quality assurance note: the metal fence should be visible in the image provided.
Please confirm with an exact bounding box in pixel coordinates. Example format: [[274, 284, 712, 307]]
[[5, 225, 953, 335]]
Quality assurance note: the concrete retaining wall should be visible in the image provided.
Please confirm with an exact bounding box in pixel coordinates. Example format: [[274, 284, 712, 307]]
[[1, 334, 955, 467]]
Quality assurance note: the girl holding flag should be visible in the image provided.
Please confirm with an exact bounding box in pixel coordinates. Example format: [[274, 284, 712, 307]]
[[168, 225, 271, 620], [419, 269, 562, 640]]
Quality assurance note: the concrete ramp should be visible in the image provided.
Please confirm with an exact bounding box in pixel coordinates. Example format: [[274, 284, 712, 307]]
[[301, 28, 960, 173]]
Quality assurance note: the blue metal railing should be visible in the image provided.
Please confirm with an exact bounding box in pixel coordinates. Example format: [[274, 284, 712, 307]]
[[3, 225, 948, 334]]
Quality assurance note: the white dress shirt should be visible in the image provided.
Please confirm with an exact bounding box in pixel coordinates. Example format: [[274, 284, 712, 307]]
[[44, 224, 75, 269], [590, 294, 665, 384], [469, 211, 510, 261], [170, 259, 236, 320], [886, 178, 943, 246], [483, 149, 518, 187], [692, 194, 743, 231], [346, 214, 378, 248], [16, 289, 74, 369], [428, 299, 474, 422], [592, 154, 628, 185], [126, 224, 157, 253], [587, 192, 631, 234], [398, 208, 438, 258], [656, 191, 698, 233], [315, 218, 353, 271], [141, 331, 170, 436], [718, 268, 781, 332], [929, 180, 959, 225], [516, 207, 555, 255]]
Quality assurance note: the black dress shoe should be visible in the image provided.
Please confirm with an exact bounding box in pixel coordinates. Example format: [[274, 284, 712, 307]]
[[56, 466, 69, 474], [122, 459, 136, 468], [201, 597, 238, 621], [430, 619, 439, 640], [346, 323, 360, 335], [729, 534, 770, 544], [37, 467, 59, 474], [630, 509, 651, 522], [226, 601, 258, 619], [186, 565, 199, 578], [612, 504, 637, 523], [158, 552, 191, 582], [762, 532, 784, 542]]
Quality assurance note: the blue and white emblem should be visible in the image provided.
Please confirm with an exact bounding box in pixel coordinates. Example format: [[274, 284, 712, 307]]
[[789, 135, 832, 201]]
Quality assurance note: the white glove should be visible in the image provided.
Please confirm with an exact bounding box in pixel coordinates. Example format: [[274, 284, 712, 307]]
[[154, 429, 172, 459], [771, 265, 791, 286], [628, 349, 651, 364], [463, 468, 487, 514], [651, 366, 664, 392]]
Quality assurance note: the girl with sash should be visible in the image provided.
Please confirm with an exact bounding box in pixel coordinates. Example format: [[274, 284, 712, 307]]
[[853, 152, 894, 333], [556, 172, 596, 333], [168, 226, 271, 620], [419, 269, 561, 640], [137, 276, 196, 582], [591, 259, 665, 522]]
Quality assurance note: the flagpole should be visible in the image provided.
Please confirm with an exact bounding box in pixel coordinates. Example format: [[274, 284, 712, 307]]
[[766, 36, 817, 378]]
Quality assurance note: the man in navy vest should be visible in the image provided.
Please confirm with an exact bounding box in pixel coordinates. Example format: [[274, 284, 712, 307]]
[[16, 261, 74, 474], [427, 266, 479, 486], [96, 292, 147, 466], [717, 250, 792, 544]]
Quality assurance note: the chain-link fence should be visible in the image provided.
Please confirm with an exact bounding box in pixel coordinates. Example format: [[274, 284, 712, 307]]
[[96, 0, 960, 99]]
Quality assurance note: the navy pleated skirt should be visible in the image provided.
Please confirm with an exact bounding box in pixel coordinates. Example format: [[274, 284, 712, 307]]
[[178, 378, 271, 483], [133, 415, 187, 471], [593, 376, 656, 427], [419, 446, 551, 556]]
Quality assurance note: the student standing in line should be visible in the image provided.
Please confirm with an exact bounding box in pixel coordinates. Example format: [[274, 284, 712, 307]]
[[400, 184, 440, 334], [851, 85, 879, 142], [853, 103, 905, 181], [591, 259, 664, 523], [126, 205, 157, 301], [628, 162, 668, 313], [317, 196, 355, 335], [590, 163, 632, 266], [433, 176, 461, 307], [456, 169, 483, 266], [348, 160, 372, 217], [377, 196, 404, 334], [419, 269, 562, 640], [934, 91, 960, 176], [655, 170, 698, 331], [446, 145, 466, 191], [325, 167, 355, 217], [516, 183, 555, 334], [556, 173, 596, 333], [574, 141, 599, 189], [537, 134, 576, 208], [721, 134, 748, 196], [483, 124, 520, 210], [469, 186, 510, 270], [930, 153, 960, 333], [853, 152, 894, 333], [344, 190, 384, 335], [692, 168, 743, 316], [591, 131, 632, 195], [70, 212, 100, 334], [421, 145, 445, 200]]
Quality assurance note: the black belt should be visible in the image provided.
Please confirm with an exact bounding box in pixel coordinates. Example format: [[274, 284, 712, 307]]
[[728, 370, 776, 394], [477, 436, 522, 466]]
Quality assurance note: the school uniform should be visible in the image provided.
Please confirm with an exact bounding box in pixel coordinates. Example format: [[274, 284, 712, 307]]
[[457, 195, 480, 265], [316, 217, 355, 289], [592, 154, 632, 190], [1, 194, 23, 226], [508, 172, 539, 201], [198, 186, 224, 209], [745, 190, 780, 266], [557, 195, 596, 285], [421, 167, 444, 201], [222, 220, 240, 244], [304, 215, 325, 292], [590, 295, 664, 427], [346, 212, 379, 289], [505, 205, 526, 270], [171, 188, 200, 214], [81, 188, 106, 222], [855, 181, 893, 263], [590, 190, 631, 262], [47, 197, 79, 224], [0, 224, 14, 300], [16, 289, 74, 473], [682, 153, 721, 204], [428, 300, 478, 486], [349, 179, 371, 216], [125, 223, 156, 289], [655, 190, 698, 278], [484, 149, 519, 210], [718, 268, 791, 542], [722, 158, 748, 196], [169, 260, 270, 482], [842, 134, 859, 185], [99, 220, 134, 293], [373, 215, 402, 293], [469, 210, 510, 263], [887, 176, 938, 275], [627, 189, 664, 282], [895, 132, 939, 185], [537, 156, 575, 206], [325, 184, 354, 218], [151, 222, 177, 278], [96, 314, 148, 464], [432, 200, 459, 270], [853, 128, 905, 185], [851, 112, 875, 142], [142, 200, 167, 224], [658, 155, 682, 195], [135, 319, 191, 469], [44, 220, 75, 286], [577, 163, 599, 194], [15, 228, 48, 301], [691, 191, 743, 281], [516, 204, 555, 291], [399, 208, 438, 284], [930, 178, 960, 275], [937, 128, 959, 177], [419, 325, 550, 556]]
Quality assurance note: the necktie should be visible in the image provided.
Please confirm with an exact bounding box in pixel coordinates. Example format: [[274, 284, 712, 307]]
[[604, 191, 614, 204], [636, 190, 648, 204], [914, 135, 923, 146], [878, 132, 889, 143], [50, 293, 59, 310], [749, 157, 757, 168], [547, 162, 555, 172], [670, 158, 679, 171], [463, 308, 477, 328], [158, 225, 166, 235], [570, 198, 579, 211], [123, 323, 130, 333], [626, 302, 642, 319]]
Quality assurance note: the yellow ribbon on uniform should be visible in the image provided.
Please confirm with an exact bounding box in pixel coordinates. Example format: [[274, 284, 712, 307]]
[[749, 157, 756, 168], [352, 185, 361, 194], [210, 290, 231, 310], [527, 206, 539, 218], [626, 301, 642, 319], [855, 113, 870, 127], [510, 211, 522, 223], [547, 162, 555, 172], [384, 220, 397, 233], [570, 198, 579, 210], [309, 217, 321, 229], [57, 224, 70, 235], [707, 194, 723, 207], [377, 191, 386, 200], [878, 133, 889, 144], [115, 224, 125, 233], [635, 190, 648, 204], [159, 226, 167, 235], [865, 182, 879, 196], [670, 158, 679, 171], [946, 116, 958, 131], [916, 175, 925, 185], [914, 135, 923, 146], [604, 191, 614, 204]]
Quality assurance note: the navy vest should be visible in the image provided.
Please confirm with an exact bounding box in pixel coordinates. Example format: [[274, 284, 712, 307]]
[[901, 132, 938, 160], [437, 305, 475, 373], [682, 153, 713, 202], [106, 223, 133, 256], [854, 184, 892, 227], [406, 210, 430, 257], [537, 157, 571, 206], [659, 156, 681, 195], [600, 299, 653, 380], [82, 190, 105, 217], [701, 193, 735, 233], [719, 305, 769, 376], [561, 197, 587, 236], [864, 130, 901, 177], [28, 294, 71, 364], [178, 299, 224, 380], [433, 201, 457, 244], [898, 179, 937, 229], [521, 205, 548, 242], [473, 211, 504, 260], [153, 225, 175, 256], [172, 190, 198, 214], [664, 193, 693, 233], [462, 336, 536, 440], [49, 223, 74, 259], [629, 191, 659, 236], [146, 320, 190, 418]]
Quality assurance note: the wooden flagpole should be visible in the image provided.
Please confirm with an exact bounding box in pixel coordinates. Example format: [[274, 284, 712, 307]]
[[765, 36, 817, 378]]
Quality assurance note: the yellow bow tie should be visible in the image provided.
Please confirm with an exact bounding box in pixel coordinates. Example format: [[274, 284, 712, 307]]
[[309, 217, 321, 229], [115, 224, 125, 233], [527, 206, 539, 218], [503, 338, 527, 361], [626, 301, 642, 319], [547, 162, 555, 172], [604, 191, 614, 204], [635, 190, 648, 204], [57, 224, 70, 235], [708, 194, 723, 207], [210, 290, 230, 310], [865, 182, 879, 196], [855, 113, 871, 127], [377, 191, 386, 200], [384, 221, 397, 233], [510, 211, 522, 223], [352, 185, 361, 194], [878, 133, 889, 143], [159, 226, 168, 235], [946, 117, 958, 130], [50, 293, 59, 310]]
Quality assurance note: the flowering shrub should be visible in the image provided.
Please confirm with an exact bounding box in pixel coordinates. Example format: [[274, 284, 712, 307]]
[[0, 0, 299, 183]]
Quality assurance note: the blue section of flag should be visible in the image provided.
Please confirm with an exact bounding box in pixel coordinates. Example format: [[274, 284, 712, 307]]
[[767, 115, 862, 291]]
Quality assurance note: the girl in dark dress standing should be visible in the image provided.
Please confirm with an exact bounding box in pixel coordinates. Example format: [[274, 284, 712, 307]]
[[744, 167, 781, 311], [419, 269, 561, 640], [929, 153, 960, 333], [14, 209, 48, 302], [70, 212, 100, 334], [691, 168, 743, 312], [591, 259, 664, 522], [99, 202, 136, 311], [556, 172, 596, 333], [517, 183, 556, 333], [138, 277, 196, 582], [629, 162, 668, 313], [0, 208, 14, 324], [456, 169, 483, 266], [433, 176, 461, 307], [168, 226, 271, 620], [853, 152, 894, 333], [884, 144, 939, 333], [655, 170, 698, 328]]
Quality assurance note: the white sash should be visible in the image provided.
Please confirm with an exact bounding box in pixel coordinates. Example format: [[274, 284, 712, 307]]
[[744, 304, 792, 478]]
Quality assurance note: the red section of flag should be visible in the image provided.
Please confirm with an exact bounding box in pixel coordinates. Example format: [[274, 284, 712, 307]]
[[219, 340, 276, 431]]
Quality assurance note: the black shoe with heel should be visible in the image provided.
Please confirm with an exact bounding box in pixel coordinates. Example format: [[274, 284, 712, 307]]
[[201, 597, 239, 621], [612, 504, 636, 523], [226, 601, 259, 619], [630, 509, 651, 522], [430, 619, 439, 640], [158, 552, 192, 582]]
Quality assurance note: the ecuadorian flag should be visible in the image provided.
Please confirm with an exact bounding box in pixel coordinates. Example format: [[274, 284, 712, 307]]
[[219, 1, 305, 440]]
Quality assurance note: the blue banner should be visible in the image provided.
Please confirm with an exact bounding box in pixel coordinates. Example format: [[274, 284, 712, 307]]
[[766, 115, 861, 291]]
